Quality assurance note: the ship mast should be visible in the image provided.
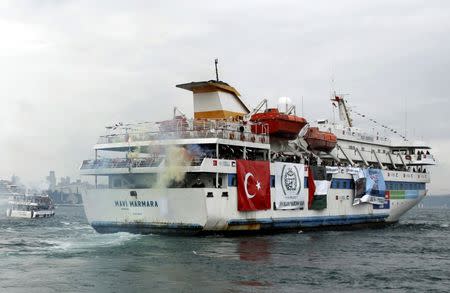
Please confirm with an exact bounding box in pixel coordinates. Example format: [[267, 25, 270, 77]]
[[331, 93, 353, 127]]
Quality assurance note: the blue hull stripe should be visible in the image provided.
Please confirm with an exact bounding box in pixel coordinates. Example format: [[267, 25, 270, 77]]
[[91, 221, 203, 234], [228, 214, 389, 228]]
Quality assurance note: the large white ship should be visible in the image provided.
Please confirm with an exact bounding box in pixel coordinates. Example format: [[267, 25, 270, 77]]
[[80, 70, 435, 235]]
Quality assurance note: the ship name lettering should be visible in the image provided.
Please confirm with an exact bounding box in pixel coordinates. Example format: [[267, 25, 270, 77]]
[[128, 200, 158, 208], [114, 200, 128, 207], [115, 200, 158, 208]]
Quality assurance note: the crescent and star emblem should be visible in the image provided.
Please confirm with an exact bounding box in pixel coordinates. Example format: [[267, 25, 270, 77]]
[[244, 172, 261, 199]]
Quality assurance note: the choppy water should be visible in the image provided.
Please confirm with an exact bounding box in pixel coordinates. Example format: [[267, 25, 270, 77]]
[[0, 204, 449, 293]]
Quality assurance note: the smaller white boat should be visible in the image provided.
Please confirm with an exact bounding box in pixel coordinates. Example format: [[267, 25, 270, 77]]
[[6, 194, 55, 218]]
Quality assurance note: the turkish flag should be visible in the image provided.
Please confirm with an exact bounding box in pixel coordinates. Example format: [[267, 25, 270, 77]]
[[237, 160, 271, 211]]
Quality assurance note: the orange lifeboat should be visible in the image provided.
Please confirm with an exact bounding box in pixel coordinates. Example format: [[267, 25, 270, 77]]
[[250, 108, 307, 140], [304, 127, 337, 152]]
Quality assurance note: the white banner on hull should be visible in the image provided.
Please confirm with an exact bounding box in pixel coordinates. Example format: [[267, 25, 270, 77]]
[[353, 194, 386, 205], [275, 162, 305, 210]]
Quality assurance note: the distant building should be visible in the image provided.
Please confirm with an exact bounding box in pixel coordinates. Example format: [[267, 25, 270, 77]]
[[0, 180, 14, 196], [46, 171, 93, 204], [0, 177, 26, 196], [46, 171, 57, 190]]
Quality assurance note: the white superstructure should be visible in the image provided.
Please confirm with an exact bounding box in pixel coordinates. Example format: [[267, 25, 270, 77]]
[[80, 76, 435, 235]]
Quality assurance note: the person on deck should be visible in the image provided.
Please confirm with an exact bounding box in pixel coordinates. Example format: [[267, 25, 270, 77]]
[[192, 178, 205, 188]]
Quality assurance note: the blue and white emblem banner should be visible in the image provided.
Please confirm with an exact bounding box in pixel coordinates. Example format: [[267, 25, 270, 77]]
[[352, 168, 386, 206], [275, 162, 305, 210]]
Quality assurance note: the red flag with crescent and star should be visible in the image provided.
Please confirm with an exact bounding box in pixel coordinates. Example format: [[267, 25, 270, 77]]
[[237, 160, 271, 211]]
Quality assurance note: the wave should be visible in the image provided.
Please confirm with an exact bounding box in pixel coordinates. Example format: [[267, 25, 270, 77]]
[[42, 232, 143, 253], [393, 221, 450, 231]]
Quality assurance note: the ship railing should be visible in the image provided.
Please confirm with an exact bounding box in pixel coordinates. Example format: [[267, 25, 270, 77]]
[[97, 119, 270, 145], [401, 153, 436, 165], [80, 156, 207, 170], [80, 157, 164, 170]]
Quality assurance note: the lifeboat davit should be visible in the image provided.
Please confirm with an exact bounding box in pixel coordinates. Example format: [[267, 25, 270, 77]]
[[250, 108, 307, 140], [304, 127, 337, 152]]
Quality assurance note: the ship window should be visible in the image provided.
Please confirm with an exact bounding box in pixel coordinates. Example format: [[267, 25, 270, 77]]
[[228, 174, 237, 187], [342, 181, 348, 189], [270, 175, 275, 188], [110, 174, 157, 189], [361, 147, 365, 151], [113, 179, 122, 188]]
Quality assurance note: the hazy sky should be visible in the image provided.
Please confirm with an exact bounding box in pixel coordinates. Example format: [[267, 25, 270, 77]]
[[0, 0, 449, 194]]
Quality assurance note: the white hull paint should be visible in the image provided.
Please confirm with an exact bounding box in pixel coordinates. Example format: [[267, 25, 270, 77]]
[[387, 191, 427, 222], [82, 185, 421, 234]]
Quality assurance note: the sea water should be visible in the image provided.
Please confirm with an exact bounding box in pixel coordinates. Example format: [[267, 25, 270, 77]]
[[0, 204, 449, 292]]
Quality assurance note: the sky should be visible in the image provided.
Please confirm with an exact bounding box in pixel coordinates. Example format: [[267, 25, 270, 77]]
[[0, 0, 449, 194]]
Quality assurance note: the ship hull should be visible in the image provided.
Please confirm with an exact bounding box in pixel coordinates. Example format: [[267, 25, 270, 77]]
[[81, 187, 423, 235]]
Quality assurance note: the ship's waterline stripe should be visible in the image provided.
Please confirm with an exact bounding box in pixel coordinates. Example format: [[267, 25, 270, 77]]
[[228, 214, 388, 227], [91, 221, 203, 231]]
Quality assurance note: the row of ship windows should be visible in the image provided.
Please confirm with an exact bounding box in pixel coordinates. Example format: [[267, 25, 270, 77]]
[[329, 179, 425, 190], [385, 181, 426, 190], [348, 145, 388, 153], [228, 175, 425, 190]]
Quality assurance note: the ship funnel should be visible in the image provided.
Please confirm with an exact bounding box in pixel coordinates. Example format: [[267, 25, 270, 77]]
[[176, 80, 250, 120]]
